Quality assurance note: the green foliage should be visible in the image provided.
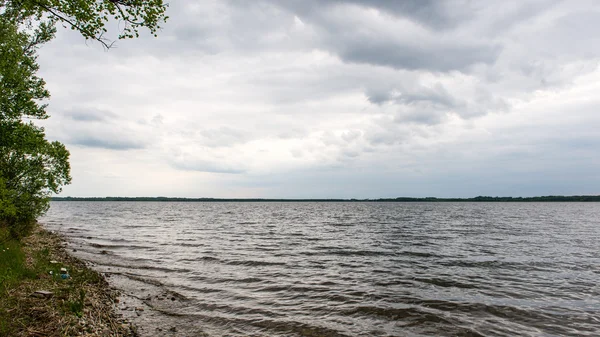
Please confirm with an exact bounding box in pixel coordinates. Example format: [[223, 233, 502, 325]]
[[1, 0, 169, 48], [0, 17, 54, 121], [1, 0, 168, 238], [0, 13, 67, 238], [1, 122, 71, 235]]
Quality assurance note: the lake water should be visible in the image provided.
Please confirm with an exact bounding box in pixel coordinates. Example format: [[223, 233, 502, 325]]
[[41, 202, 600, 336]]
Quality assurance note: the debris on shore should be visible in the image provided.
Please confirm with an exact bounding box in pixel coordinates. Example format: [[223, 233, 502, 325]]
[[0, 225, 137, 336]]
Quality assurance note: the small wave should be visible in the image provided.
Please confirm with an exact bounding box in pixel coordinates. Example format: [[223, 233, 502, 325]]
[[225, 259, 287, 267], [97, 260, 192, 274], [88, 242, 155, 250], [179, 256, 220, 263], [328, 249, 392, 257], [412, 277, 478, 289], [343, 305, 432, 321], [399, 250, 447, 258]]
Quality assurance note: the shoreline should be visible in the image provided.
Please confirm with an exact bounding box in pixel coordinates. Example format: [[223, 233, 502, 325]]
[[0, 224, 138, 336], [43, 224, 208, 337]]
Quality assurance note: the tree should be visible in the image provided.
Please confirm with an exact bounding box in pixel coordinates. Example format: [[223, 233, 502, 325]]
[[1, 0, 168, 48], [0, 122, 70, 238], [0, 0, 168, 238]]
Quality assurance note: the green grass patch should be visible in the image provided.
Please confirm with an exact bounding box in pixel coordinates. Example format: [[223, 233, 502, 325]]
[[0, 239, 37, 293], [0, 226, 131, 336]]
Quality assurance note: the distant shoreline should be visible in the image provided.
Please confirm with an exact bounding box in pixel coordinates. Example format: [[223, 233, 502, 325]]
[[51, 196, 600, 202]]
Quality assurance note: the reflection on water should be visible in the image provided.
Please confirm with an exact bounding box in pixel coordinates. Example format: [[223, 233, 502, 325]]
[[42, 202, 600, 336]]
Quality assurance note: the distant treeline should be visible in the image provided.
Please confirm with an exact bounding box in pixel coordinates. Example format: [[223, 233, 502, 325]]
[[51, 196, 600, 202]]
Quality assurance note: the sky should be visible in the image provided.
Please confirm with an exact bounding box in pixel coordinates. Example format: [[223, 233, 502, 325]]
[[36, 0, 600, 198]]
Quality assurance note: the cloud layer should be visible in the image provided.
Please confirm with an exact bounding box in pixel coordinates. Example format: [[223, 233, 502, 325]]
[[36, 0, 600, 197]]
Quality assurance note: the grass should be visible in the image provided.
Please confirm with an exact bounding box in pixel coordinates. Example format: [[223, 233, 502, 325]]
[[0, 225, 135, 336]]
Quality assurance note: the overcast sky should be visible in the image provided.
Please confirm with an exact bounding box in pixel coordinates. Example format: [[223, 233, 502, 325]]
[[37, 0, 600, 198]]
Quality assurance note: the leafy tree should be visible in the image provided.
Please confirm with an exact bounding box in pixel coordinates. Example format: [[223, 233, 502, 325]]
[[1, 0, 169, 48], [0, 0, 168, 238], [0, 122, 70, 238]]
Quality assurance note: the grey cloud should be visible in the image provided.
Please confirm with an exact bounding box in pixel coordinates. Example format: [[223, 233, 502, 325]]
[[394, 109, 446, 125], [172, 159, 245, 174], [62, 108, 117, 122], [52, 109, 151, 150], [367, 84, 462, 108], [34, 0, 600, 198], [367, 84, 461, 125], [69, 135, 146, 150], [199, 127, 252, 148], [365, 90, 392, 105], [134, 0, 500, 72], [264, 0, 499, 72], [341, 130, 362, 142], [364, 121, 408, 146], [267, 0, 474, 30], [341, 150, 360, 158], [337, 39, 500, 72], [277, 128, 308, 140], [367, 82, 509, 124]]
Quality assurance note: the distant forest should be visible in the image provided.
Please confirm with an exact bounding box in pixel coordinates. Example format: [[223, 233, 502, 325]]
[[51, 196, 600, 202]]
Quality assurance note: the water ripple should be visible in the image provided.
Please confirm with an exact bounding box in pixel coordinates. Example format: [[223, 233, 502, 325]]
[[42, 201, 600, 336]]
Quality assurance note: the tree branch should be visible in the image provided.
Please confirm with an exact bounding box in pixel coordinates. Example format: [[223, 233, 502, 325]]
[[32, 1, 114, 49], [111, 1, 145, 26]]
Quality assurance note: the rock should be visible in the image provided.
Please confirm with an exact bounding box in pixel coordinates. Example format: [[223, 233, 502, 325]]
[[135, 307, 144, 311], [169, 327, 177, 332], [31, 290, 54, 298], [171, 297, 176, 301]]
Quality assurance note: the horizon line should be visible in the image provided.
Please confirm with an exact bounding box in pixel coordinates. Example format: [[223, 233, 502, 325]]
[[51, 195, 600, 202]]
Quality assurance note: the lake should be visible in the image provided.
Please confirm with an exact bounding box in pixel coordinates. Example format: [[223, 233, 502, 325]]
[[41, 202, 600, 336]]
